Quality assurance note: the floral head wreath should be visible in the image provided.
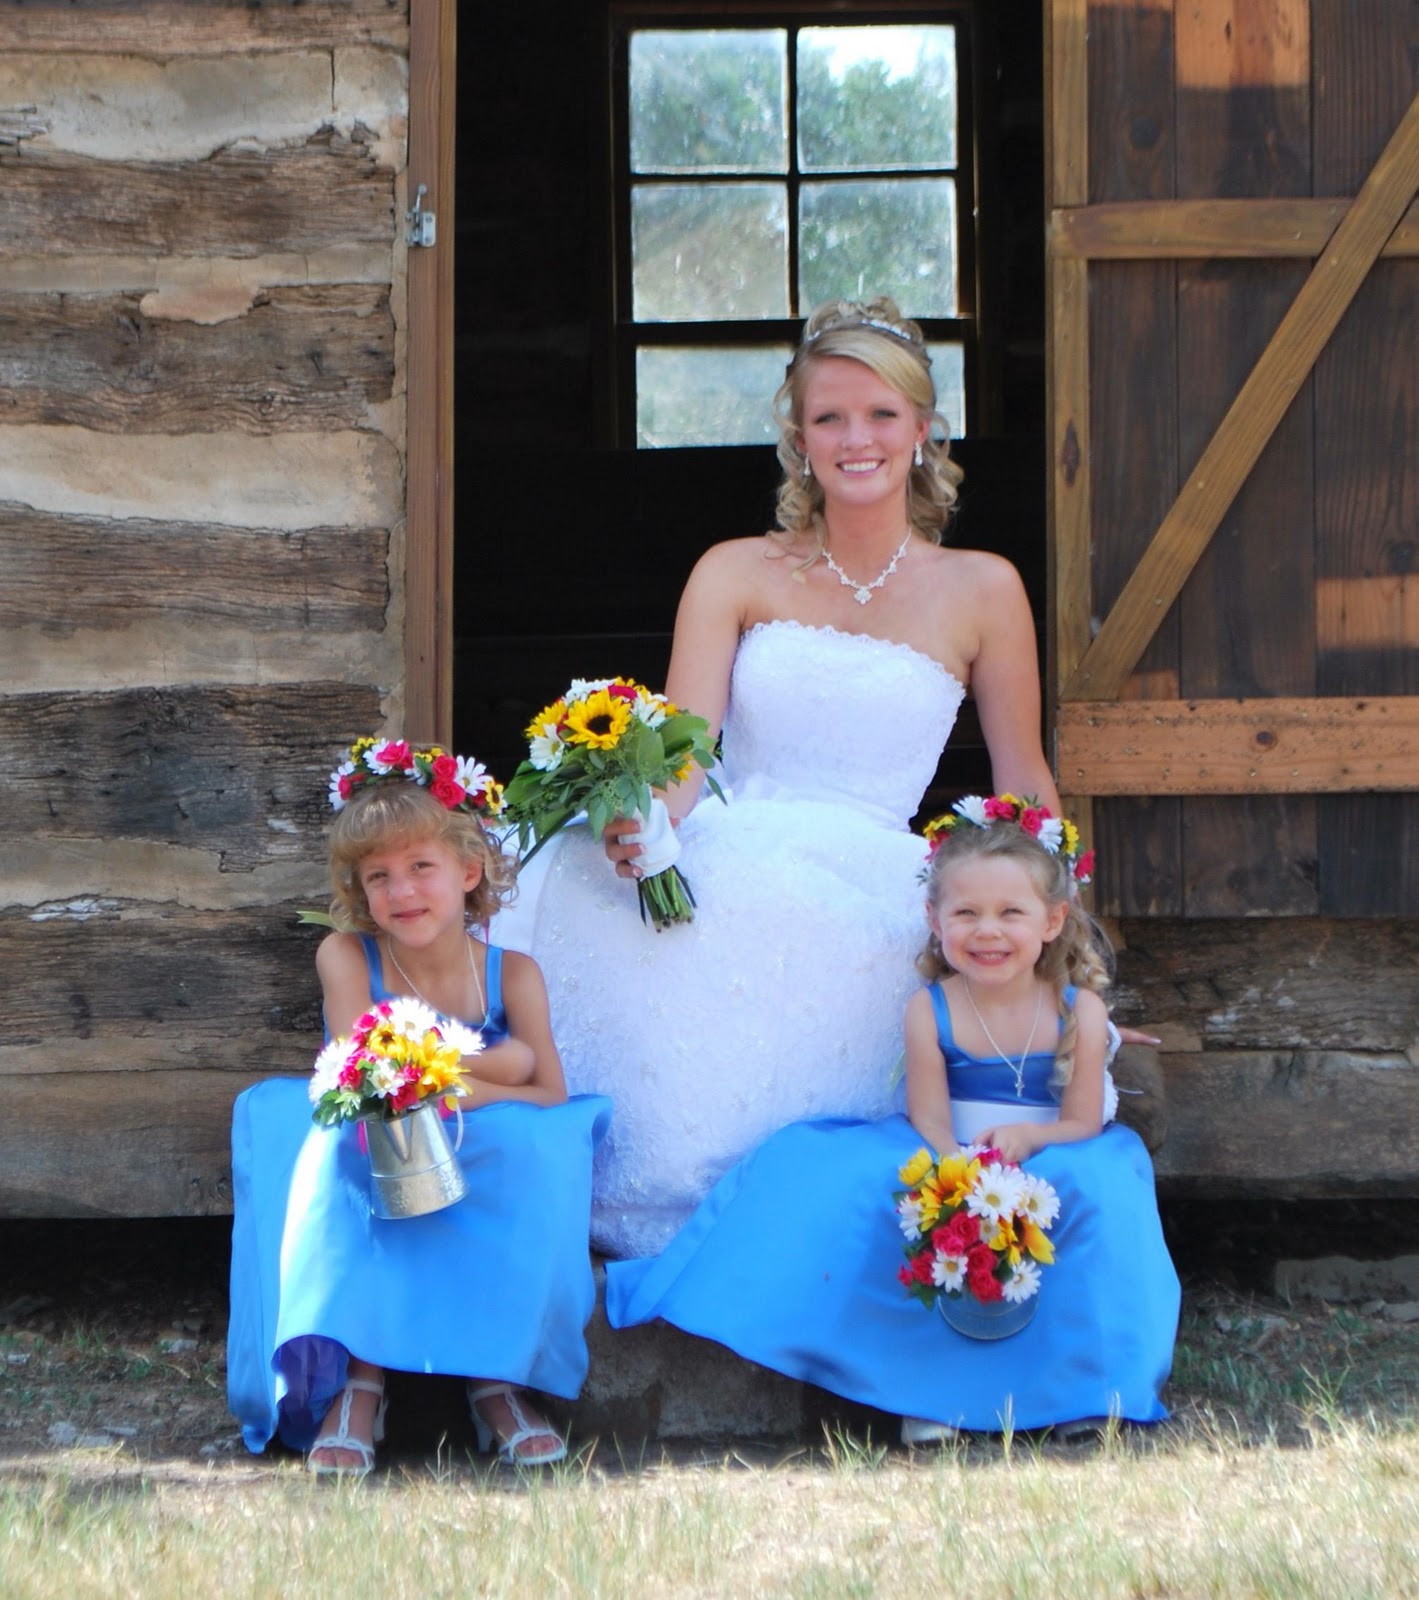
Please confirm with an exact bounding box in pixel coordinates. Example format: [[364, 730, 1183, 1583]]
[[327, 735, 504, 819], [922, 794, 1094, 886]]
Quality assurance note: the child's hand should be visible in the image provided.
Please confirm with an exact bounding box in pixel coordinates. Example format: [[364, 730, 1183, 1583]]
[[976, 1123, 1041, 1164]]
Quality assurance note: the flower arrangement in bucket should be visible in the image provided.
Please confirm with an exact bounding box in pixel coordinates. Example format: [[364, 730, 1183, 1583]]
[[502, 677, 722, 930], [310, 999, 483, 1219], [894, 1145, 1060, 1338]]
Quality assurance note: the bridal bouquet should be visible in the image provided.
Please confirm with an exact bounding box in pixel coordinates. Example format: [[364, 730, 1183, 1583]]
[[894, 1145, 1059, 1310], [502, 676, 722, 930], [308, 998, 482, 1126]]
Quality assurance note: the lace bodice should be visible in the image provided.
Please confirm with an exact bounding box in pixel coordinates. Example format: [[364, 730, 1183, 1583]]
[[719, 621, 966, 829]]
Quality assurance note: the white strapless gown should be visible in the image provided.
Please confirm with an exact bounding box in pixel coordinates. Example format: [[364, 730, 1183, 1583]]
[[495, 620, 966, 1258]]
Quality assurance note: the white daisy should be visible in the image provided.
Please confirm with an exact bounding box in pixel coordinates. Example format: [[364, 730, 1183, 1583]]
[[632, 695, 668, 729], [383, 996, 440, 1036], [953, 795, 991, 826], [440, 1020, 484, 1057], [309, 1038, 350, 1103], [528, 723, 565, 772], [896, 1195, 925, 1241], [368, 1058, 405, 1097], [965, 1162, 1026, 1225], [568, 677, 614, 700], [1018, 1172, 1061, 1228], [1037, 817, 1064, 853], [454, 756, 491, 796], [931, 1251, 966, 1292], [328, 761, 357, 812], [1002, 1258, 1042, 1303]]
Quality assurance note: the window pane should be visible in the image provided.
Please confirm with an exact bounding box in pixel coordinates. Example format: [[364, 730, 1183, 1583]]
[[927, 342, 966, 440], [630, 30, 787, 174], [632, 183, 789, 321], [798, 26, 957, 173], [636, 346, 792, 447], [799, 179, 957, 317]]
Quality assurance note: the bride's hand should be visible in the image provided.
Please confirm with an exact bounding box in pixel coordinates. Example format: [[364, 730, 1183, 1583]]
[[603, 816, 644, 880]]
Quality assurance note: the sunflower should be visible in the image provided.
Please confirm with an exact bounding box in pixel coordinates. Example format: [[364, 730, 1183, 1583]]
[[563, 688, 632, 749]]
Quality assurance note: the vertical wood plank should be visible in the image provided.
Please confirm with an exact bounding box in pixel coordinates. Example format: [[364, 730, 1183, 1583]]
[[1046, 0, 1096, 863], [1312, 0, 1419, 912], [1173, 1, 1318, 914], [405, 0, 457, 744], [1085, 0, 1182, 915]]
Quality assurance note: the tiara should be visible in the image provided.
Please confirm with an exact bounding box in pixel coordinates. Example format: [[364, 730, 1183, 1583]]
[[922, 794, 1094, 885], [802, 316, 918, 348], [327, 735, 504, 818]]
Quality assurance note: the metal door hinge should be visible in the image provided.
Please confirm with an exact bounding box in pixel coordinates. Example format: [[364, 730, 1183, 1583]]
[[406, 184, 437, 248]]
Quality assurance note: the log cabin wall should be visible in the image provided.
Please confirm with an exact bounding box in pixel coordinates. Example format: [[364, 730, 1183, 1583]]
[[1048, 0, 1419, 1193], [0, 1, 410, 1215]]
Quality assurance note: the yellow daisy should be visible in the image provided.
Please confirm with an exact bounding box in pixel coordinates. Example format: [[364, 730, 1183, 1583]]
[[524, 699, 567, 743]]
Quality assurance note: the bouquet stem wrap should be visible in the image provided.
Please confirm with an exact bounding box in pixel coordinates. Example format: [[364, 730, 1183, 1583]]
[[627, 798, 695, 930]]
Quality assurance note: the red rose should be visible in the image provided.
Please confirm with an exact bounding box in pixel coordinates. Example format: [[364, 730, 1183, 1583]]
[[953, 1213, 982, 1249], [1074, 850, 1095, 882], [910, 1251, 935, 1284], [1020, 807, 1044, 837], [338, 1062, 362, 1090], [977, 1147, 1004, 1168], [969, 1267, 1005, 1302], [430, 753, 458, 781], [375, 740, 413, 771], [430, 775, 465, 809], [338, 772, 359, 801], [984, 797, 1017, 821], [608, 683, 639, 701], [898, 1265, 915, 1288]]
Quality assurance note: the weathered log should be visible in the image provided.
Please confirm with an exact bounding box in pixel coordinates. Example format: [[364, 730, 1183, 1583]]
[[0, 0, 408, 55], [1155, 1049, 1419, 1198], [1, 903, 322, 1061], [0, 506, 389, 633], [1, 682, 383, 865], [0, 286, 394, 433], [1111, 918, 1419, 1053], [0, 128, 394, 258]]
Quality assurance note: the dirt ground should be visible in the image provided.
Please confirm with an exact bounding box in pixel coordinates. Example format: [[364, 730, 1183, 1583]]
[[1, 1201, 1417, 1476]]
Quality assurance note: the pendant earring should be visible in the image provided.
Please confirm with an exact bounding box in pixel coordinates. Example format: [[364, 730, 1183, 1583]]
[[802, 454, 813, 481], [913, 441, 924, 467]]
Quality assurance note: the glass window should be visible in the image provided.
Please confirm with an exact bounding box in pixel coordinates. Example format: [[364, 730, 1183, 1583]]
[[617, 15, 976, 448]]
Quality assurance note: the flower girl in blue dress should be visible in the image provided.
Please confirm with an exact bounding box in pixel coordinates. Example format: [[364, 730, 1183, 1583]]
[[227, 738, 610, 1476], [605, 798, 1178, 1438]]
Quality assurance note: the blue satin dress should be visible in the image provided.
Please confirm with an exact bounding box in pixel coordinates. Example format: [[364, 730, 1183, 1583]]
[[606, 985, 1178, 1432], [227, 938, 611, 1454]]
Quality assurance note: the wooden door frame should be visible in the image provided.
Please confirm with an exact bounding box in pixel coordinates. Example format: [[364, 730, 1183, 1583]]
[[405, 0, 458, 744]]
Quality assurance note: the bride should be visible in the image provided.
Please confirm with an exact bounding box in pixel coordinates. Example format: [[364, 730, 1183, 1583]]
[[499, 297, 1061, 1259]]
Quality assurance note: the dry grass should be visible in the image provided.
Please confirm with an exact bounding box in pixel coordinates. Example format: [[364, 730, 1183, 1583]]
[[2, 1215, 1418, 1598]]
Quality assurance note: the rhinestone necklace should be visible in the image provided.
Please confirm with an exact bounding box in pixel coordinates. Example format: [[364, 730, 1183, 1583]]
[[822, 528, 913, 605], [960, 980, 1045, 1099], [385, 932, 487, 1026]]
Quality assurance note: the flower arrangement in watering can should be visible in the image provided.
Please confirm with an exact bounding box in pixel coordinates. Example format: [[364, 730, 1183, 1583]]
[[309, 997, 482, 1219]]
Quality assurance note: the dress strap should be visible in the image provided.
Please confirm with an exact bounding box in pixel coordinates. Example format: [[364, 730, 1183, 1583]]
[[483, 944, 503, 1021], [927, 982, 954, 1050], [359, 933, 389, 1000]]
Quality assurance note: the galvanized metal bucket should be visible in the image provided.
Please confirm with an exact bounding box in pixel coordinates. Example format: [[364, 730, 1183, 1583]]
[[363, 1102, 468, 1219], [938, 1288, 1038, 1341]]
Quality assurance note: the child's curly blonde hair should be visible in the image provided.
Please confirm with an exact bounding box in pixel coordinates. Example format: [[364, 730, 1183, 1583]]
[[327, 784, 517, 934], [918, 821, 1113, 1090]]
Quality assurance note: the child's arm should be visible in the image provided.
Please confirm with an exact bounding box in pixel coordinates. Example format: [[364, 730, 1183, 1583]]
[[904, 986, 959, 1156], [454, 951, 568, 1110], [315, 931, 377, 1038], [978, 988, 1109, 1162]]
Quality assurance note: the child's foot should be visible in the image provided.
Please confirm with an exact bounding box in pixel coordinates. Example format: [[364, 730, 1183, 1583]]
[[467, 1381, 567, 1465], [307, 1363, 387, 1478], [900, 1414, 959, 1447]]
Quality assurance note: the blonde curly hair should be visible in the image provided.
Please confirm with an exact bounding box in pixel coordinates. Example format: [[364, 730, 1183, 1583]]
[[772, 296, 964, 556], [916, 822, 1113, 1091], [327, 783, 517, 934]]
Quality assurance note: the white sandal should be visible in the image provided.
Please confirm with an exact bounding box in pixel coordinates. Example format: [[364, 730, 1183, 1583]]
[[467, 1381, 567, 1466], [307, 1376, 387, 1479], [901, 1415, 959, 1447]]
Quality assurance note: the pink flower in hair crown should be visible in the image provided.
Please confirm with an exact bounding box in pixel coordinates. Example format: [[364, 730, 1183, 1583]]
[[326, 735, 504, 818], [921, 794, 1092, 885]]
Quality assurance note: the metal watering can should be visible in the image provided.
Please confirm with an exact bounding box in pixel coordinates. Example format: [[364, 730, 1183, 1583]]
[[363, 1101, 468, 1219]]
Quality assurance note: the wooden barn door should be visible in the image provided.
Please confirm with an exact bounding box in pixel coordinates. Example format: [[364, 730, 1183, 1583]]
[[1046, 0, 1419, 917]]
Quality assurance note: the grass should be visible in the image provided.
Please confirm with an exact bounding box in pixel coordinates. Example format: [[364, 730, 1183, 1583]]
[[3, 1215, 1418, 1597]]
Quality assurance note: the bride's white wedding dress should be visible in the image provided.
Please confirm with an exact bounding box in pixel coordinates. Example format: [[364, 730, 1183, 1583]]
[[496, 619, 966, 1258]]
